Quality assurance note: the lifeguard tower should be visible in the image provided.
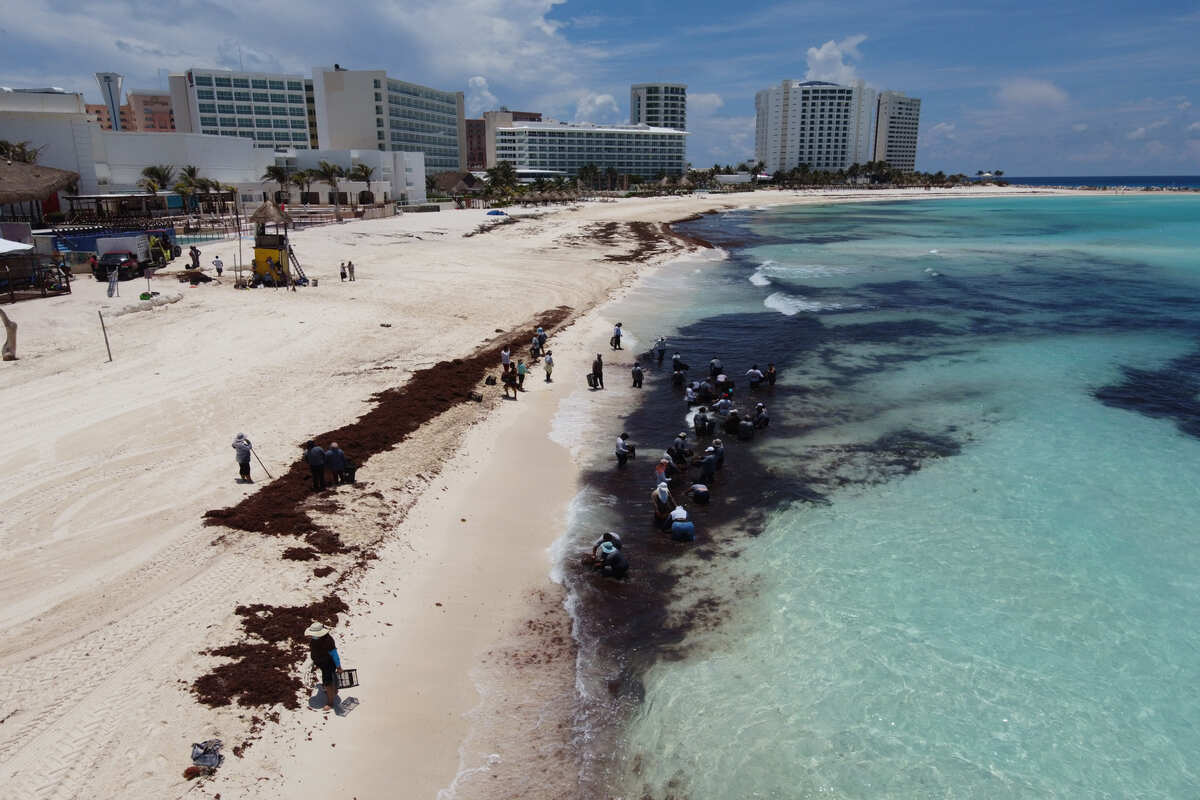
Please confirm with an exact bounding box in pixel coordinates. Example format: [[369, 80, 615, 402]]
[[247, 202, 308, 286]]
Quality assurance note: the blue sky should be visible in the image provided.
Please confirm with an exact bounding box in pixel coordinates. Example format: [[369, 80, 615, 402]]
[[2, 0, 1198, 174]]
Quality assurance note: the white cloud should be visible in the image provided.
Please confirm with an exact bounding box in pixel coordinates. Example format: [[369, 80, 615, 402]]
[[689, 92, 725, 116], [927, 121, 957, 142], [1127, 119, 1168, 139], [574, 92, 620, 122], [1072, 123, 1089, 132], [1187, 121, 1200, 134], [1180, 100, 1193, 110], [997, 78, 1068, 109], [804, 35, 867, 85], [466, 76, 498, 117]]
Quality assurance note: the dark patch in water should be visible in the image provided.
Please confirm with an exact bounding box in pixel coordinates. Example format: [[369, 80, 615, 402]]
[[1094, 348, 1200, 439]]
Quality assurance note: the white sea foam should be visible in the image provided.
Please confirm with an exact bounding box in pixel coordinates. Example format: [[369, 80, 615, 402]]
[[748, 265, 773, 286], [763, 291, 843, 316]]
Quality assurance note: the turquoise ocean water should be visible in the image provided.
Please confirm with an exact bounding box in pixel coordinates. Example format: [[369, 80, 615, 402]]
[[563, 196, 1200, 798]]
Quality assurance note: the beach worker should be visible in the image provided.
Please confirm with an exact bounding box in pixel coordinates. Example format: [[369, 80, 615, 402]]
[[697, 446, 718, 483], [530, 333, 541, 361], [325, 441, 347, 485], [594, 540, 629, 578], [632, 362, 644, 388], [738, 416, 756, 441], [685, 385, 697, 405], [543, 350, 554, 382], [615, 433, 635, 468], [724, 409, 743, 436], [671, 369, 686, 389], [651, 482, 677, 529], [500, 346, 511, 369], [591, 531, 623, 557], [715, 395, 733, 416], [672, 352, 686, 372], [698, 378, 715, 403], [517, 359, 527, 390], [767, 363, 778, 386], [709, 356, 723, 379], [672, 431, 693, 461], [712, 439, 726, 470], [347, 260, 355, 281], [305, 621, 343, 711], [304, 440, 327, 491], [189, 245, 201, 270], [746, 364, 765, 387], [693, 406, 712, 436], [592, 354, 605, 389], [669, 506, 695, 542], [687, 482, 710, 505], [232, 433, 253, 482], [537, 327, 547, 350], [339, 262, 347, 281], [655, 337, 667, 363], [754, 403, 770, 429], [212, 256, 224, 277], [611, 322, 623, 350], [502, 365, 518, 399]]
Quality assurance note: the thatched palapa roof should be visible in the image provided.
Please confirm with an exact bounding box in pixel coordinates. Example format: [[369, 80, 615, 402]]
[[0, 161, 80, 205], [249, 201, 292, 225]]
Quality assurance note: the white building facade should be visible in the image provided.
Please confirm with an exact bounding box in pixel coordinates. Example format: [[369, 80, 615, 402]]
[[492, 120, 687, 177], [311, 67, 464, 173], [630, 83, 687, 130], [873, 91, 921, 172], [168, 69, 316, 150], [754, 80, 877, 174]]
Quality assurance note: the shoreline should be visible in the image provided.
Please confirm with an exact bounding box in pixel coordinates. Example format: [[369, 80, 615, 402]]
[[0, 185, 1145, 800]]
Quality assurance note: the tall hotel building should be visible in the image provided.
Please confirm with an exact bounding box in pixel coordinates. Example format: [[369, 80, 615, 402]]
[[754, 80, 878, 174], [491, 118, 687, 177], [873, 91, 921, 172], [169, 69, 317, 149], [630, 83, 687, 130], [311, 66, 465, 173]]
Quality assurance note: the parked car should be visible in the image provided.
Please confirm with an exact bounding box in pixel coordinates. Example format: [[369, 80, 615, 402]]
[[93, 251, 143, 281]]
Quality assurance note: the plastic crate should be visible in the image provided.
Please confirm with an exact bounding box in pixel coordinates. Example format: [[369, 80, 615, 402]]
[[336, 668, 359, 689]]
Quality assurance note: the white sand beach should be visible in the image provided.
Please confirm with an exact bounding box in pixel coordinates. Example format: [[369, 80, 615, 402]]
[[0, 185, 1081, 799]]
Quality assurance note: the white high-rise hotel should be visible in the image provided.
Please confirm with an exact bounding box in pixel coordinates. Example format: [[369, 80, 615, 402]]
[[630, 83, 687, 130], [755, 80, 921, 173]]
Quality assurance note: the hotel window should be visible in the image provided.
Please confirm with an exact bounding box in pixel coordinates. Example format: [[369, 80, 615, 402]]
[[291, 132, 307, 141], [287, 81, 303, 91], [270, 93, 286, 103], [202, 128, 219, 135], [233, 78, 250, 88], [252, 79, 267, 89], [256, 132, 273, 141], [234, 91, 251, 102], [268, 80, 285, 90], [194, 75, 213, 86], [217, 90, 233, 101], [214, 77, 232, 87], [373, 79, 381, 88], [236, 104, 252, 114], [287, 94, 302, 104], [256, 119, 272, 128], [290, 120, 306, 129], [289, 107, 306, 116], [197, 89, 215, 100], [218, 104, 235, 114], [239, 131, 256, 139], [198, 103, 217, 113], [253, 92, 269, 102], [220, 117, 237, 126], [238, 117, 254, 127], [200, 116, 218, 126], [274, 132, 291, 141], [273, 119, 289, 128], [271, 106, 288, 116]]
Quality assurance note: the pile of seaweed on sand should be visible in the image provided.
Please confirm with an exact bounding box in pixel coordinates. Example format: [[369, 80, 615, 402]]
[[193, 306, 574, 710]]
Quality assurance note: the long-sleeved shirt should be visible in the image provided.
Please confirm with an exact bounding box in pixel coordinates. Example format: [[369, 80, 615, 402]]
[[309, 633, 340, 669], [306, 446, 326, 466], [615, 437, 631, 455], [232, 439, 252, 464], [325, 447, 347, 472]]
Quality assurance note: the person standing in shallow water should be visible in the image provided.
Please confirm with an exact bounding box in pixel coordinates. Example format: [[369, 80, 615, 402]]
[[632, 362, 644, 388], [306, 621, 342, 711]]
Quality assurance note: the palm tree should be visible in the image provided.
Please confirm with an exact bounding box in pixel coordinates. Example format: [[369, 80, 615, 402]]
[[485, 161, 519, 200], [348, 163, 376, 205], [290, 170, 313, 204], [139, 164, 175, 194], [261, 165, 289, 204], [603, 166, 619, 191], [312, 160, 345, 220], [0, 140, 45, 164]]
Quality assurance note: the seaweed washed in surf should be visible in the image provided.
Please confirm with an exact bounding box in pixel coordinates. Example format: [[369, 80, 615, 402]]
[[553, 195, 1200, 799]]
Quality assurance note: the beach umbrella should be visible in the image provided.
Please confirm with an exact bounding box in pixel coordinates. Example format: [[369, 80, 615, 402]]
[[0, 237, 34, 255]]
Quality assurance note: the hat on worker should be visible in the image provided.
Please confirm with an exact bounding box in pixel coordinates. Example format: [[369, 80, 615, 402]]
[[305, 621, 330, 638], [670, 507, 688, 521]]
